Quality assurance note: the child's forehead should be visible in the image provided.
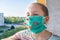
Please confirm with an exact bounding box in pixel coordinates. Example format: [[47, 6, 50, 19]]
[[27, 5, 41, 13], [28, 4, 43, 12], [28, 4, 41, 9]]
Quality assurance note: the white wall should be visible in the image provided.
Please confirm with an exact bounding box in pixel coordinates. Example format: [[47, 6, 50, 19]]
[[46, 0, 60, 36], [0, 13, 4, 26]]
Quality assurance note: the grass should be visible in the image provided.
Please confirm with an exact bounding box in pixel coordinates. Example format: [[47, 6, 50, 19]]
[[0, 25, 27, 39]]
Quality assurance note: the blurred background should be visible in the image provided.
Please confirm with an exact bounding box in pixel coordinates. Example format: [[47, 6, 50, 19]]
[[0, 0, 60, 39]]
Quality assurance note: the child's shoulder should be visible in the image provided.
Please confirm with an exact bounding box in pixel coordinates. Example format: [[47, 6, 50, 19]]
[[20, 29, 33, 40], [15, 29, 32, 40], [21, 29, 32, 36]]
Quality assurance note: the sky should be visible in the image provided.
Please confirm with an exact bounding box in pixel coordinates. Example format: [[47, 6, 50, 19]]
[[0, 0, 36, 17]]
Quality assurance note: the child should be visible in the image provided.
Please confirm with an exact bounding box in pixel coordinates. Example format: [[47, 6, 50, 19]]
[[2, 3, 60, 40]]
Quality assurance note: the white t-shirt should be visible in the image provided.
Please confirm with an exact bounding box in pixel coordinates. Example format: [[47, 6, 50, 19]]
[[15, 29, 60, 40]]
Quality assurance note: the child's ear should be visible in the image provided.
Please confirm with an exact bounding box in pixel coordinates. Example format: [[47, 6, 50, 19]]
[[44, 16, 49, 24]]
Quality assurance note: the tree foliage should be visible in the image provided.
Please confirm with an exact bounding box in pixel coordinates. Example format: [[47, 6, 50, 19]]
[[4, 17, 24, 24]]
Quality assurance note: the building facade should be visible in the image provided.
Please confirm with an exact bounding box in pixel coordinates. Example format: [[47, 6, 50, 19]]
[[0, 13, 4, 26]]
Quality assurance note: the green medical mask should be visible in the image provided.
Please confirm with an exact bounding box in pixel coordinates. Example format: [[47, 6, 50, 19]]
[[23, 16, 47, 34]]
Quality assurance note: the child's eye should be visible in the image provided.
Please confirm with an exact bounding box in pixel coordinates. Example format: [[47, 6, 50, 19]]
[[33, 14, 38, 15], [27, 14, 29, 16], [26, 12, 30, 16]]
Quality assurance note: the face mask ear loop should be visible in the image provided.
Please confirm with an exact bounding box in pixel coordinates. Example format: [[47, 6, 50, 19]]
[[44, 17, 49, 25]]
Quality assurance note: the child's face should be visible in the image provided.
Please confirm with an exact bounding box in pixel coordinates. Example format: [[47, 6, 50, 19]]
[[26, 4, 44, 16], [26, 4, 49, 24], [23, 4, 48, 33]]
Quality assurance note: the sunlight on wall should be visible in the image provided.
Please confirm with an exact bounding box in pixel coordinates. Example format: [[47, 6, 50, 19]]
[[37, 0, 46, 6]]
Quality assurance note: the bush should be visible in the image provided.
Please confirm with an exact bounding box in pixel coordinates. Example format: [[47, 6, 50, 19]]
[[10, 25, 15, 29]]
